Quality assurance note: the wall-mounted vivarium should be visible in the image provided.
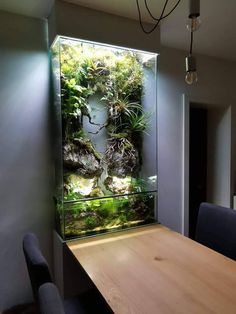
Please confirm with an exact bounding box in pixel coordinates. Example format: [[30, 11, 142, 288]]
[[51, 36, 157, 240]]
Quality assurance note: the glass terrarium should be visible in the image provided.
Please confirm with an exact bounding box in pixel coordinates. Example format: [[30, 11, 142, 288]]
[[51, 36, 158, 240]]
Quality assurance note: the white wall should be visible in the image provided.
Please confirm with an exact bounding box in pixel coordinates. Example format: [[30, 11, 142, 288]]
[[207, 106, 231, 206], [158, 46, 236, 233], [0, 11, 53, 310]]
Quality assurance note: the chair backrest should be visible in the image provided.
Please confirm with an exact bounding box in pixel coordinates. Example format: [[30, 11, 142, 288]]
[[38, 282, 65, 314], [23, 233, 52, 299], [195, 202, 236, 260]]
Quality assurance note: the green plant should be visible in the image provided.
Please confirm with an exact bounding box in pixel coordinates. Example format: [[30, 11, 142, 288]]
[[73, 129, 86, 140], [64, 190, 83, 201], [61, 78, 87, 116], [130, 177, 147, 192], [84, 216, 99, 229], [66, 202, 86, 218], [105, 97, 143, 130], [60, 42, 145, 138], [103, 52, 143, 102], [96, 197, 117, 218], [124, 111, 150, 133], [117, 214, 128, 224]]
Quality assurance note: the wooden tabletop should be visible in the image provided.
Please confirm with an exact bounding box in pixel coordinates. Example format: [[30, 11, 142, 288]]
[[67, 224, 236, 314]]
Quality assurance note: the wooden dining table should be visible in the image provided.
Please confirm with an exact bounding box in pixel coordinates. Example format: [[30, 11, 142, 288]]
[[66, 224, 236, 314]]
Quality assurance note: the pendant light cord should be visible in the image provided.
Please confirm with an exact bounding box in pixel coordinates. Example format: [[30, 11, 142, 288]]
[[144, 0, 182, 20], [190, 30, 193, 55], [136, 0, 169, 34], [136, 0, 182, 34]]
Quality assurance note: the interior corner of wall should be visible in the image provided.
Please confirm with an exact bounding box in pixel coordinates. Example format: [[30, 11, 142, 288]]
[[48, 2, 57, 47]]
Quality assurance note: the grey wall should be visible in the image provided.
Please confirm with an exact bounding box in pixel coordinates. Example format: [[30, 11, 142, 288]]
[[157, 46, 236, 233], [48, 0, 160, 53], [0, 11, 53, 310]]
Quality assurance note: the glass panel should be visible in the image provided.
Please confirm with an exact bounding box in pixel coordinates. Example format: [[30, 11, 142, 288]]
[[64, 192, 156, 239], [51, 38, 64, 237], [51, 36, 158, 240]]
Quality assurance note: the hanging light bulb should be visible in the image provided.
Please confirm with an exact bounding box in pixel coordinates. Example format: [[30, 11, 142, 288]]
[[187, 16, 201, 32], [185, 71, 198, 85], [185, 0, 200, 84], [185, 55, 198, 85], [187, 0, 201, 31]]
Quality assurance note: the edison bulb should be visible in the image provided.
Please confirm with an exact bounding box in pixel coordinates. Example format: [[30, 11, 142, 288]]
[[185, 71, 198, 85], [187, 17, 201, 32]]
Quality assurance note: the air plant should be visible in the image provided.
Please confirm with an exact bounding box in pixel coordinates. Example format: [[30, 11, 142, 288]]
[[109, 97, 142, 119], [123, 111, 150, 134], [90, 97, 144, 135]]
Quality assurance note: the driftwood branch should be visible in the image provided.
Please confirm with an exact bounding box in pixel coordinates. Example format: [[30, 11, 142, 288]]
[[89, 122, 108, 134]]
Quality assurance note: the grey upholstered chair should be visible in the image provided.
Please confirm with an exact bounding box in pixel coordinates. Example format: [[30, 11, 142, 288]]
[[38, 282, 65, 314], [23, 233, 52, 299], [38, 282, 100, 314], [23, 233, 113, 314], [195, 202, 236, 260]]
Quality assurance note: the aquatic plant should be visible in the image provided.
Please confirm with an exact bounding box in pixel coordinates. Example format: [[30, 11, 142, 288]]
[[84, 216, 100, 229], [64, 192, 155, 236]]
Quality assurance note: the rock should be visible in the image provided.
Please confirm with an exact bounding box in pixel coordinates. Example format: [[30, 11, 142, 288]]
[[104, 176, 133, 194], [64, 174, 96, 197], [105, 137, 140, 177], [63, 141, 102, 177]]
